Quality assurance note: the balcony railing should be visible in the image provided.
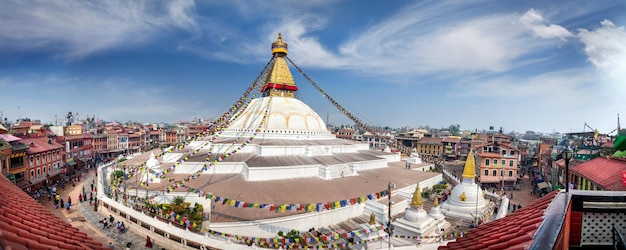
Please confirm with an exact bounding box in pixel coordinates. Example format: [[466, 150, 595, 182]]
[[613, 224, 626, 250]]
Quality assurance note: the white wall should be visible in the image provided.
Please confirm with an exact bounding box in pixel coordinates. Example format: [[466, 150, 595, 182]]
[[177, 162, 244, 175], [246, 164, 320, 181], [208, 203, 366, 237], [356, 159, 390, 171]]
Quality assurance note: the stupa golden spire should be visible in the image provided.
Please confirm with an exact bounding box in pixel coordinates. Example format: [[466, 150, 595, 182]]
[[410, 183, 423, 207], [262, 33, 298, 98], [462, 149, 476, 179]]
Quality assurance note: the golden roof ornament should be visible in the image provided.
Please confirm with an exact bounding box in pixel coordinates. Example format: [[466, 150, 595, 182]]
[[433, 196, 439, 207], [462, 149, 476, 179], [369, 212, 376, 225], [411, 183, 423, 207], [271, 32, 288, 56], [460, 192, 467, 202]]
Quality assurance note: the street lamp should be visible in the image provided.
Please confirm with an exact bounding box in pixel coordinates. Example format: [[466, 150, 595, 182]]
[[562, 147, 574, 192]]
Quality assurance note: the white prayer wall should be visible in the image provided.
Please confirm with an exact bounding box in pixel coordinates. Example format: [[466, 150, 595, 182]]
[[208, 203, 366, 237]]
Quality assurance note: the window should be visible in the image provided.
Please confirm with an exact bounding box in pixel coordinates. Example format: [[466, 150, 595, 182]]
[[494, 159, 498, 165], [485, 159, 490, 166], [492, 170, 497, 176], [36, 169, 41, 177], [502, 149, 507, 155], [484, 170, 489, 176], [508, 171, 513, 177], [483, 146, 488, 151], [36, 155, 40, 165], [30, 170, 34, 178], [509, 160, 514, 167], [30, 156, 34, 167], [501, 170, 504, 176]]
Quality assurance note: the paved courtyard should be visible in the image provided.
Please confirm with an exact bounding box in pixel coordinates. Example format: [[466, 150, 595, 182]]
[[38, 169, 164, 250]]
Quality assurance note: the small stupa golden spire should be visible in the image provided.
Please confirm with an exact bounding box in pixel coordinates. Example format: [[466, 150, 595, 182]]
[[462, 149, 476, 179], [410, 183, 423, 207], [369, 212, 376, 225], [433, 196, 439, 207]]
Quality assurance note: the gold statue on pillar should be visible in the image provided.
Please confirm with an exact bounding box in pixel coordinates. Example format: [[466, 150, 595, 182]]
[[411, 183, 423, 207], [369, 212, 376, 225]]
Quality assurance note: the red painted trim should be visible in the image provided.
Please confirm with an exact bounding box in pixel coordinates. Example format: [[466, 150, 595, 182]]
[[261, 83, 298, 92]]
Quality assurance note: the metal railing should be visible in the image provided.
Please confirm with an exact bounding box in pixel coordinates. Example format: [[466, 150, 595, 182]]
[[613, 224, 626, 250]]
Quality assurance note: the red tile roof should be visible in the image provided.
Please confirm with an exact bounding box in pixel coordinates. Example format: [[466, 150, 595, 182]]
[[0, 175, 106, 249], [442, 137, 461, 143], [0, 134, 22, 142], [438, 191, 559, 250], [21, 137, 64, 154], [571, 157, 626, 191], [418, 137, 442, 144]]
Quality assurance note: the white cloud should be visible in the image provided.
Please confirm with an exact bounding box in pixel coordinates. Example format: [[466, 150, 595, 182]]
[[232, 2, 575, 81], [578, 20, 626, 72], [452, 69, 595, 98], [269, 17, 348, 68], [520, 9, 574, 41], [328, 3, 550, 78], [0, 0, 199, 59]]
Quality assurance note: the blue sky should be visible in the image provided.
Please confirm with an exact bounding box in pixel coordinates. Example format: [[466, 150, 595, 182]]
[[1, 0, 625, 134]]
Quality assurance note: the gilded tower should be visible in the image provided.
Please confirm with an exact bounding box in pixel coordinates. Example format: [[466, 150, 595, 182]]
[[261, 33, 298, 98]]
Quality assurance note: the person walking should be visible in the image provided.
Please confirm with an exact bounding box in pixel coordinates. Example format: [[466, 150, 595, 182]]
[[145, 235, 153, 248]]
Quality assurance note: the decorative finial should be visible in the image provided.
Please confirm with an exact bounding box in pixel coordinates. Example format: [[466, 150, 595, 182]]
[[433, 196, 439, 207], [460, 192, 467, 202], [271, 32, 288, 56], [369, 212, 376, 225], [411, 183, 423, 207]]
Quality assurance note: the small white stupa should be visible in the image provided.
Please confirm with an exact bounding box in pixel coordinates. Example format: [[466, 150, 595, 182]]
[[407, 152, 423, 164], [393, 183, 451, 243], [440, 149, 490, 221], [142, 152, 163, 184]]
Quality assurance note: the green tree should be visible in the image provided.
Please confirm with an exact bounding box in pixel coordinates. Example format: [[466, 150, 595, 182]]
[[448, 124, 461, 136], [170, 196, 188, 214]]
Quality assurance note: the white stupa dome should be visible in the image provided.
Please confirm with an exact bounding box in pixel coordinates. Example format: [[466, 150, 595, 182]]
[[448, 182, 486, 205], [405, 206, 429, 223], [222, 97, 334, 139]]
